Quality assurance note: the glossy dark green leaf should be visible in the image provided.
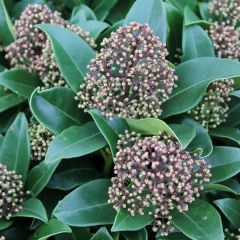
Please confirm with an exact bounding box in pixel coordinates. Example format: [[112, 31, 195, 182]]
[[89, 109, 118, 156], [224, 102, 240, 127], [184, 7, 210, 26], [92, 0, 118, 20], [205, 147, 240, 183], [27, 122, 106, 196], [38, 24, 95, 93], [29, 219, 71, 240], [0, 87, 25, 113], [209, 127, 240, 145], [182, 23, 214, 61], [205, 179, 240, 195], [166, 0, 198, 13], [0, 69, 40, 98], [111, 208, 154, 232], [53, 179, 115, 226], [125, 118, 195, 149], [125, 0, 167, 43], [172, 200, 223, 240], [122, 228, 148, 240], [91, 227, 113, 240], [0, 112, 30, 182], [47, 168, 101, 191], [161, 58, 240, 118], [214, 198, 240, 228], [13, 198, 48, 223], [0, 0, 15, 45], [156, 232, 189, 240], [180, 118, 213, 157], [0, 220, 13, 231], [55, 227, 92, 240], [30, 87, 89, 134]]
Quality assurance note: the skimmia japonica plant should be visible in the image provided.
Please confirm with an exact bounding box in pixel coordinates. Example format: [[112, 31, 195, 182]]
[[0, 0, 240, 240]]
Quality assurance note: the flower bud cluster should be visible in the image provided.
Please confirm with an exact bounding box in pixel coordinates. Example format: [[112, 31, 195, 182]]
[[29, 121, 54, 161], [5, 4, 95, 89], [189, 79, 234, 129], [76, 22, 177, 119], [108, 131, 211, 236], [209, 0, 240, 27], [0, 237, 5, 240], [224, 228, 240, 240], [0, 164, 25, 220]]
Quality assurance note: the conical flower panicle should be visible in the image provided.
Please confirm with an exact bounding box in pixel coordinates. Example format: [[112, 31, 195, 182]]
[[224, 228, 240, 240], [5, 4, 96, 89], [209, 22, 240, 59], [76, 22, 178, 119], [29, 122, 54, 161], [188, 79, 234, 129], [0, 164, 25, 220], [5, 4, 65, 72], [209, 0, 240, 27], [108, 131, 211, 236]]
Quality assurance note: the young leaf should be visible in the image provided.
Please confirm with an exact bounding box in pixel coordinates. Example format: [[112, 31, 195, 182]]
[[47, 168, 101, 191], [122, 228, 148, 240], [111, 208, 154, 232], [161, 58, 240, 118], [0, 112, 30, 182], [30, 87, 89, 134], [214, 198, 240, 228], [124, 0, 167, 43], [26, 122, 106, 196], [210, 127, 240, 145], [0, 87, 25, 113], [13, 198, 48, 223], [0, 69, 40, 98], [37, 24, 95, 93], [205, 147, 240, 183], [180, 117, 213, 157], [53, 179, 115, 226], [172, 200, 224, 240], [89, 109, 119, 156], [0, 0, 15, 45], [90, 227, 113, 240], [29, 219, 71, 240]]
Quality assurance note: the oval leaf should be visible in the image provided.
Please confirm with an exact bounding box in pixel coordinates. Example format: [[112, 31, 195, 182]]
[[53, 179, 115, 226], [90, 227, 113, 240], [38, 24, 95, 93], [0, 112, 30, 182], [122, 228, 148, 240]]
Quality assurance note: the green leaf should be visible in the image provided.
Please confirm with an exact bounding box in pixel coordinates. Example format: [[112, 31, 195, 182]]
[[47, 168, 101, 191], [205, 179, 240, 195], [0, 220, 13, 231], [90, 227, 113, 240], [180, 118, 213, 157], [156, 232, 189, 240], [30, 87, 89, 134], [26, 122, 106, 196], [205, 147, 240, 183], [182, 23, 214, 61], [209, 127, 240, 145], [13, 198, 48, 223], [0, 0, 15, 45], [71, 4, 97, 22], [199, 2, 210, 21], [214, 198, 240, 228], [0, 112, 30, 182], [53, 179, 115, 226], [184, 7, 210, 26], [125, 118, 195, 149], [111, 208, 154, 232], [122, 228, 148, 240], [0, 87, 25, 113], [161, 58, 240, 118], [166, 0, 198, 13], [38, 24, 95, 93], [89, 109, 119, 156], [30, 219, 71, 240], [92, 0, 118, 20], [0, 69, 40, 98], [124, 0, 167, 43], [172, 200, 223, 240]]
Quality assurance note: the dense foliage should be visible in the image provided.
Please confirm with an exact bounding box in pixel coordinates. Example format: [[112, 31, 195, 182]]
[[0, 0, 240, 239]]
